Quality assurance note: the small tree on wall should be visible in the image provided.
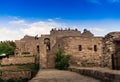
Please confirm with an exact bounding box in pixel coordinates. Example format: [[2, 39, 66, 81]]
[[55, 48, 71, 70]]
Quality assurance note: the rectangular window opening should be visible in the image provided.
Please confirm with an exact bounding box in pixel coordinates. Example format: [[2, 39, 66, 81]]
[[78, 45, 82, 51], [94, 45, 97, 52]]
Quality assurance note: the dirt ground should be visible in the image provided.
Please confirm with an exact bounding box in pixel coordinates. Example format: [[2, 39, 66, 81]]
[[29, 69, 101, 82]]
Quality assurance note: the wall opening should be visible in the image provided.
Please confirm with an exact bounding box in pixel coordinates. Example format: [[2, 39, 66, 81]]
[[36, 45, 40, 53], [94, 45, 97, 52], [78, 45, 82, 51], [44, 38, 50, 51], [112, 40, 120, 70]]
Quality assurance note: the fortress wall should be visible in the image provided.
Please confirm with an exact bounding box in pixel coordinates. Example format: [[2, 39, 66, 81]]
[[62, 36, 103, 67], [103, 32, 120, 69], [15, 29, 120, 69], [50, 30, 81, 48], [1, 57, 35, 65], [2, 71, 32, 80]]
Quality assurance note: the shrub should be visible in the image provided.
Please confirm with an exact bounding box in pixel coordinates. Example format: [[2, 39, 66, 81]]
[[55, 48, 71, 70]]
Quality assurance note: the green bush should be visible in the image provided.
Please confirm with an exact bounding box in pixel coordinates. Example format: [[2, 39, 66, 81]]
[[55, 48, 71, 70], [21, 52, 30, 54]]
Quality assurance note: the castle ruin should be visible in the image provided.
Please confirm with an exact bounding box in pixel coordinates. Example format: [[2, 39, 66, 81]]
[[15, 28, 120, 70]]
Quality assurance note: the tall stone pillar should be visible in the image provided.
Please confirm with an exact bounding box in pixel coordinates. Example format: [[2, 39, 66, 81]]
[[40, 44, 47, 69]]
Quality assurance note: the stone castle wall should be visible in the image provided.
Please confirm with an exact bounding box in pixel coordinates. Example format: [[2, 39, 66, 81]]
[[1, 57, 35, 65], [103, 32, 120, 69], [60, 36, 103, 67], [2, 71, 32, 80], [14, 28, 120, 69]]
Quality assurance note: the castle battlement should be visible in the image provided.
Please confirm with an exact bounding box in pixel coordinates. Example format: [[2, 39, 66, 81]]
[[50, 28, 80, 33]]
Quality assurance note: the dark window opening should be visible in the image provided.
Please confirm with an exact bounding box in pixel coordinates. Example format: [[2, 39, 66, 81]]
[[78, 45, 82, 51], [37, 45, 40, 53], [94, 45, 97, 52]]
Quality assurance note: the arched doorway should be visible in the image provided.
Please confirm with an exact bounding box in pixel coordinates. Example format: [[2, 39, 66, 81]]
[[44, 38, 50, 51]]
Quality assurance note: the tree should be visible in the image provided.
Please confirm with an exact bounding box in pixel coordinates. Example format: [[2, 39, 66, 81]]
[[0, 41, 16, 55]]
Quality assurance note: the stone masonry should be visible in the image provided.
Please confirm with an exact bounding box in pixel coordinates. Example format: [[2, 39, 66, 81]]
[[14, 28, 120, 70]]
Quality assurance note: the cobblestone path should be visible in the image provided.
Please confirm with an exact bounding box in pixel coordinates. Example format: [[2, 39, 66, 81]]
[[29, 69, 101, 82]]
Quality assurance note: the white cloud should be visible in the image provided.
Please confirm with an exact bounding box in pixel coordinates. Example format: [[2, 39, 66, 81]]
[[21, 21, 59, 36], [48, 19, 54, 22], [9, 20, 27, 25], [0, 27, 23, 41], [21, 21, 75, 36], [0, 20, 65, 41], [87, 27, 107, 36], [89, 27, 105, 32], [1, 18, 120, 41], [8, 16, 20, 20]]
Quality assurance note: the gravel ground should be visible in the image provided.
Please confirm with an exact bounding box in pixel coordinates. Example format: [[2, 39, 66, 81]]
[[29, 69, 101, 82]]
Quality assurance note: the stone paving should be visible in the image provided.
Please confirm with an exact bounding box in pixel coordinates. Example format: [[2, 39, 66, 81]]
[[29, 69, 101, 82]]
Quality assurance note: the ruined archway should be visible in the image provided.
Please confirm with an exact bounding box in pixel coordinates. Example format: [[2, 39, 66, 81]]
[[44, 38, 50, 51]]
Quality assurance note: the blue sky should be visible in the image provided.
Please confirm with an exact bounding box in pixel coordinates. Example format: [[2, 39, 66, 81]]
[[0, 0, 120, 40], [1, 0, 120, 20]]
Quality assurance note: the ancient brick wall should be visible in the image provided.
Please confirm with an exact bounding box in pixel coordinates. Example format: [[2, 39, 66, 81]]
[[2, 71, 31, 80], [14, 28, 120, 70], [103, 32, 120, 69], [1, 57, 35, 65], [61, 36, 103, 67], [50, 29, 81, 48]]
